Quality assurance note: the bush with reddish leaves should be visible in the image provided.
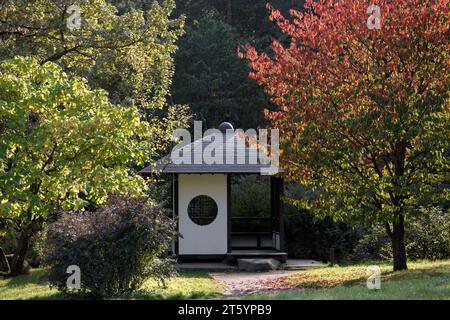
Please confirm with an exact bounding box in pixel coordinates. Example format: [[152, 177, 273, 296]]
[[44, 196, 177, 298]]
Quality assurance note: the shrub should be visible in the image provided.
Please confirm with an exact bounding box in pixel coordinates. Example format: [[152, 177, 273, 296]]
[[44, 196, 177, 298], [0, 228, 44, 269], [5, 254, 30, 275], [231, 177, 361, 262], [348, 226, 391, 262], [0, 229, 18, 255], [284, 211, 362, 262], [284, 183, 363, 262], [27, 231, 47, 268], [0, 247, 10, 275], [405, 207, 450, 260], [350, 207, 450, 261]]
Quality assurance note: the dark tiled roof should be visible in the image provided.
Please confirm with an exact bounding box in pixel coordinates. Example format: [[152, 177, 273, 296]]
[[140, 132, 282, 174]]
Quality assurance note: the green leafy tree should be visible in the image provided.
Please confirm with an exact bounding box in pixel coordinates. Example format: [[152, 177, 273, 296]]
[[0, 0, 184, 113], [172, 12, 267, 129], [242, 0, 449, 270], [107, 0, 153, 14], [0, 57, 152, 275]]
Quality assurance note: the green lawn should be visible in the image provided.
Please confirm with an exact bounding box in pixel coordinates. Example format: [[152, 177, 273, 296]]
[[1, 260, 449, 300], [133, 271, 223, 300], [0, 269, 61, 300], [246, 260, 450, 300], [0, 269, 222, 300]]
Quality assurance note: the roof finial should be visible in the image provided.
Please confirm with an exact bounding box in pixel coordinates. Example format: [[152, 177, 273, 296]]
[[218, 122, 234, 133]]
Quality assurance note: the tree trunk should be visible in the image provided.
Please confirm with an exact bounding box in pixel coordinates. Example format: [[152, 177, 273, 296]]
[[329, 247, 335, 266], [10, 230, 31, 276], [226, 0, 233, 26], [390, 215, 407, 271]]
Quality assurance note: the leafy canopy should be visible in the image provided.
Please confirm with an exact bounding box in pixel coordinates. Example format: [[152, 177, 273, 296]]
[[241, 0, 449, 225], [0, 57, 150, 228], [0, 0, 184, 111]]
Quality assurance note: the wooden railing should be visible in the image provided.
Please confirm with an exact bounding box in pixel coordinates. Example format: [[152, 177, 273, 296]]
[[231, 217, 274, 233]]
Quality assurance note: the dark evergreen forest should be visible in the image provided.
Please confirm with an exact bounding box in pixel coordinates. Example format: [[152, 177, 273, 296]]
[[110, 0, 305, 129]]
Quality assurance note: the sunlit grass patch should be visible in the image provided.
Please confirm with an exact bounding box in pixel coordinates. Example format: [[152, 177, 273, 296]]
[[245, 260, 450, 300], [0, 268, 222, 300], [131, 270, 223, 300], [0, 269, 63, 300], [2, 261, 448, 300], [273, 260, 450, 289]]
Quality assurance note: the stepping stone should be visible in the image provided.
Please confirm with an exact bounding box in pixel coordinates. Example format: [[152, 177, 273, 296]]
[[282, 259, 326, 270], [237, 258, 281, 271], [177, 262, 237, 271]]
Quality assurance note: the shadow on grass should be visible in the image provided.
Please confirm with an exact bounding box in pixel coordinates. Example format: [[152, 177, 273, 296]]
[[384, 265, 449, 282], [131, 270, 223, 300], [129, 289, 222, 300], [283, 260, 450, 290], [172, 270, 214, 279], [0, 273, 66, 300], [2, 268, 223, 300], [1, 269, 47, 285]]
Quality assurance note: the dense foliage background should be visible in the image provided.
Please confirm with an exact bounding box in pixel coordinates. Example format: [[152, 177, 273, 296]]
[[240, 0, 449, 270], [0, 0, 448, 285]]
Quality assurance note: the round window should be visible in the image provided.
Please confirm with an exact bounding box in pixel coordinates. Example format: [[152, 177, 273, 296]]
[[187, 195, 218, 226]]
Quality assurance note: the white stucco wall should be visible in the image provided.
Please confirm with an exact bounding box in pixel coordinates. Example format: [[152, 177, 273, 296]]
[[178, 174, 228, 255]]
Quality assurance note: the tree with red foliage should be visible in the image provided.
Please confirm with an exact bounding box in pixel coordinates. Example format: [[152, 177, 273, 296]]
[[240, 0, 449, 270]]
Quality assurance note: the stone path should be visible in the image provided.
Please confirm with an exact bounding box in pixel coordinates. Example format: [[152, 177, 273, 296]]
[[209, 270, 299, 296]]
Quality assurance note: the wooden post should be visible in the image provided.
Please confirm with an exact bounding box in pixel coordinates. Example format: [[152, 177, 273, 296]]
[[173, 174, 179, 255], [329, 247, 335, 266], [270, 176, 285, 252], [278, 177, 285, 252], [270, 176, 275, 231], [227, 174, 231, 253]]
